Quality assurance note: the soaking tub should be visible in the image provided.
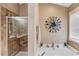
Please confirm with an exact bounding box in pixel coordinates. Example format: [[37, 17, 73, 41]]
[[38, 44, 79, 56]]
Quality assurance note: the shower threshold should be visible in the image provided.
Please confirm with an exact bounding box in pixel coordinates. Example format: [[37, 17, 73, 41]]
[[16, 51, 28, 56]]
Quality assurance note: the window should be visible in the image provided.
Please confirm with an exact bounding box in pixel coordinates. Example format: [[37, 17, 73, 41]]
[[70, 10, 79, 43]]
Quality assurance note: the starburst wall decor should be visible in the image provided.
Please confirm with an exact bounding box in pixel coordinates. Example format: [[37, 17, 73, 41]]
[[45, 16, 61, 33]]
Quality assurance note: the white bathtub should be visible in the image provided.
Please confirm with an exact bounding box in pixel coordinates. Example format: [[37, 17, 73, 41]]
[[38, 44, 79, 56]]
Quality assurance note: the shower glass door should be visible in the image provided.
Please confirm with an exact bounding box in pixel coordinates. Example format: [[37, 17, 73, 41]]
[[6, 17, 28, 56]]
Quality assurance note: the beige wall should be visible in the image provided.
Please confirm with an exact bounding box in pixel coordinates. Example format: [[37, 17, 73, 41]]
[[39, 3, 68, 44], [19, 4, 28, 16]]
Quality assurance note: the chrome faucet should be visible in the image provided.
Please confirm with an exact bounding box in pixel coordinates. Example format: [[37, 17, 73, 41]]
[[51, 43, 54, 49]]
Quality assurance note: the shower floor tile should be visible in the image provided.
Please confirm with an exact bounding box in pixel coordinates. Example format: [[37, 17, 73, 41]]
[[16, 51, 28, 56]]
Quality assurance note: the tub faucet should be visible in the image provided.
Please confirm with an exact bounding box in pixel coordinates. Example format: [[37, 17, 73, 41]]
[[51, 43, 54, 49], [57, 44, 59, 48]]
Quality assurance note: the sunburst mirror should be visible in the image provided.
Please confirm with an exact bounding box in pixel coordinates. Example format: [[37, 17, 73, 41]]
[[45, 16, 61, 33]]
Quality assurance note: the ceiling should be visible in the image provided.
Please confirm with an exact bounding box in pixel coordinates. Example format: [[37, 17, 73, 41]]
[[19, 3, 72, 7], [55, 3, 72, 7], [19, 3, 25, 5]]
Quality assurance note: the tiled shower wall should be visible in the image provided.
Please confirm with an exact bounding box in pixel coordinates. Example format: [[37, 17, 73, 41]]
[[18, 36, 28, 51], [8, 35, 27, 56], [1, 7, 19, 56], [8, 37, 20, 56], [1, 6, 28, 56]]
